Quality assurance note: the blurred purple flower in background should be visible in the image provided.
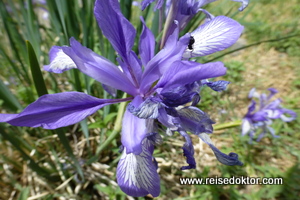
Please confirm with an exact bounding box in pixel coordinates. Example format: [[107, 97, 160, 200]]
[[242, 88, 297, 143]]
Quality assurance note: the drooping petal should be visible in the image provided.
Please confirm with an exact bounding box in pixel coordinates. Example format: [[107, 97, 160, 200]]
[[176, 107, 215, 134], [183, 16, 244, 58], [62, 38, 138, 96], [179, 130, 196, 170], [0, 92, 126, 129], [199, 133, 243, 166], [43, 46, 77, 73], [279, 108, 297, 122], [139, 17, 155, 66], [121, 96, 148, 155], [117, 139, 160, 197], [94, 0, 136, 61]]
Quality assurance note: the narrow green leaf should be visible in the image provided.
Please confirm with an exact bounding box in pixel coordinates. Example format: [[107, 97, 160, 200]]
[[18, 187, 30, 200], [55, 128, 84, 181], [26, 40, 48, 97], [0, 125, 54, 181], [0, 78, 22, 111], [213, 120, 242, 130]]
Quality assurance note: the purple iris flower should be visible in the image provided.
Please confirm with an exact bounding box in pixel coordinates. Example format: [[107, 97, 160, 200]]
[[151, 0, 247, 48], [242, 88, 297, 143], [0, 0, 244, 197]]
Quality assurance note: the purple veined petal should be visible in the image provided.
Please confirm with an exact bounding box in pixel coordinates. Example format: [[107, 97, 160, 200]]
[[140, 27, 190, 93], [199, 133, 243, 166], [279, 108, 297, 122], [231, 0, 249, 11], [62, 38, 138, 96], [157, 60, 226, 91], [241, 118, 252, 136], [183, 16, 244, 58], [94, 0, 136, 61], [205, 80, 230, 92], [179, 130, 196, 170], [161, 83, 200, 107], [176, 106, 215, 134], [0, 92, 129, 129], [157, 108, 179, 131], [139, 17, 155, 67], [128, 96, 164, 119], [43, 46, 77, 73], [121, 96, 148, 155], [117, 139, 160, 197]]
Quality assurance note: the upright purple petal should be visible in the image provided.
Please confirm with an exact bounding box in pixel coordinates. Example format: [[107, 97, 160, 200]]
[[117, 139, 160, 197], [94, 0, 136, 61], [0, 92, 127, 129], [140, 28, 190, 93], [62, 38, 138, 96], [183, 16, 244, 58], [139, 17, 155, 66], [121, 96, 148, 155]]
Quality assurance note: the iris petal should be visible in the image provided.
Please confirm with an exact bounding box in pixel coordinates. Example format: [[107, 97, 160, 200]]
[[199, 133, 243, 166], [0, 92, 122, 129], [117, 140, 160, 197]]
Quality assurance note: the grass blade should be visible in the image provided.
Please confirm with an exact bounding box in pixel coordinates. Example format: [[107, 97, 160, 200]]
[[26, 40, 48, 96]]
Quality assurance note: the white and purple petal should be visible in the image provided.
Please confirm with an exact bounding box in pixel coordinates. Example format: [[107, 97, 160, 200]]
[[176, 106, 215, 134], [183, 16, 244, 58], [0, 92, 127, 129], [205, 80, 230, 92], [43, 46, 77, 73], [117, 139, 160, 197]]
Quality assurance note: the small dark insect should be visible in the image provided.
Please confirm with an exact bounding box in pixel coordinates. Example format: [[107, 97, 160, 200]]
[[188, 36, 195, 50]]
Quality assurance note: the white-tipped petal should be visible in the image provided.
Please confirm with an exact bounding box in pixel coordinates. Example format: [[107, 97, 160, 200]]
[[44, 46, 77, 73]]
